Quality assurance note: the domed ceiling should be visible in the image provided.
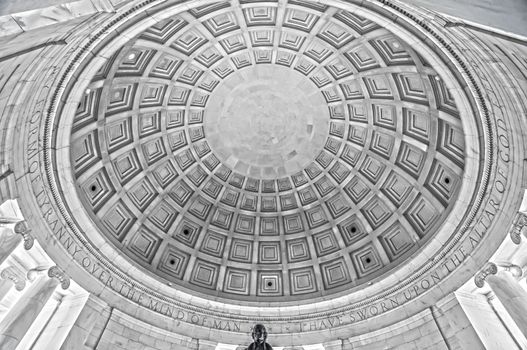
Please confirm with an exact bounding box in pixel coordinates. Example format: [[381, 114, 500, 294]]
[[71, 0, 465, 302]]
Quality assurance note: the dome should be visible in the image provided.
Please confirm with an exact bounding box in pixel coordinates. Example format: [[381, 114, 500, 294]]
[[68, 1, 471, 304]]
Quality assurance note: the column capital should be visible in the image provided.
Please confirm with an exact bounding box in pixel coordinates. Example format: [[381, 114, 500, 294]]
[[27, 266, 48, 281], [474, 262, 523, 287], [474, 262, 497, 288], [13, 221, 33, 250], [0, 266, 26, 291], [509, 212, 527, 244], [27, 266, 70, 289], [48, 266, 70, 290], [496, 263, 523, 278]]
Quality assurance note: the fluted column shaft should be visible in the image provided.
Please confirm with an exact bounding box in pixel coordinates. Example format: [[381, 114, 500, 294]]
[[0, 227, 21, 265], [59, 295, 103, 350], [0, 279, 13, 301], [486, 271, 527, 338], [0, 276, 59, 349], [0, 265, 69, 350]]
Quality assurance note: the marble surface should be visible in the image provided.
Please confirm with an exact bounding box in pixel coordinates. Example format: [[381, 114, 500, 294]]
[[205, 65, 328, 179], [63, 0, 471, 304], [0, 0, 76, 16], [404, 0, 527, 37]]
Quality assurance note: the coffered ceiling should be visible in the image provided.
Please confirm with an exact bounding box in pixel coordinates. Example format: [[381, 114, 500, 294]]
[[70, 0, 466, 302]]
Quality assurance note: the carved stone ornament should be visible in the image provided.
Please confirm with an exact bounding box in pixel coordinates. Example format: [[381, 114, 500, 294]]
[[27, 266, 49, 281], [509, 212, 527, 244], [474, 262, 524, 288], [497, 263, 523, 278], [13, 220, 34, 250], [474, 262, 498, 288], [0, 266, 26, 291], [48, 266, 70, 290]]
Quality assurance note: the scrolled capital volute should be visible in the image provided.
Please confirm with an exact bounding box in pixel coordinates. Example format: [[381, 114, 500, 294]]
[[48, 266, 70, 290], [13, 220, 28, 234], [509, 212, 527, 245], [27, 266, 48, 281], [13, 220, 34, 250], [497, 263, 523, 278], [474, 262, 498, 288], [1, 266, 26, 291]]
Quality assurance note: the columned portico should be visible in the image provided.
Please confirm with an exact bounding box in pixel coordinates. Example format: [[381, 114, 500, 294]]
[[0, 266, 69, 349], [0, 220, 33, 265], [475, 262, 527, 339]]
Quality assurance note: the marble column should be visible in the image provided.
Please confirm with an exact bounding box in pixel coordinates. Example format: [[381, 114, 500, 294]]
[[60, 294, 111, 350], [0, 220, 34, 265], [0, 266, 26, 301], [0, 266, 69, 349], [58, 295, 103, 350], [474, 262, 527, 338], [0, 279, 12, 302]]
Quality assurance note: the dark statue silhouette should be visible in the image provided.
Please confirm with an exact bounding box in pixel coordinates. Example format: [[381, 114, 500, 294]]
[[245, 324, 273, 350]]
